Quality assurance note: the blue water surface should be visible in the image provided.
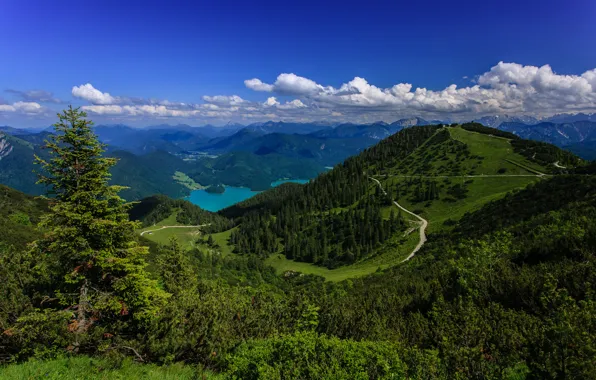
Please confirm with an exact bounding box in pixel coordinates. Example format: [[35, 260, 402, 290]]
[[187, 179, 308, 212]]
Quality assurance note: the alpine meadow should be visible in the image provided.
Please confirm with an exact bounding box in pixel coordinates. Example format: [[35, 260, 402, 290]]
[[2, 1, 596, 378]]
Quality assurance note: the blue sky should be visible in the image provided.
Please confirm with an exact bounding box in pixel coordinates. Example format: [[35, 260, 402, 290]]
[[1, 0, 596, 127]]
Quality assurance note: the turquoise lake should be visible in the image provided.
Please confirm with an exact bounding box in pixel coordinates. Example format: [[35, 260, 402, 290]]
[[187, 179, 308, 212]]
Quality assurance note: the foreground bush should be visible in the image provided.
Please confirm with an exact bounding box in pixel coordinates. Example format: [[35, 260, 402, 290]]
[[225, 331, 445, 379]]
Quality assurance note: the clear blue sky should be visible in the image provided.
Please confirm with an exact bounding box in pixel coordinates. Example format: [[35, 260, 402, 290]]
[[1, 0, 596, 127]]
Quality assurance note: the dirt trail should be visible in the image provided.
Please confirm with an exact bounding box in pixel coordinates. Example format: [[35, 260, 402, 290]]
[[140, 224, 210, 236], [370, 177, 428, 262]]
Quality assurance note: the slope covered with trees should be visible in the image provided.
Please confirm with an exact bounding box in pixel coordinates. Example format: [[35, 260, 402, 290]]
[[228, 125, 440, 268], [0, 184, 47, 248], [2, 110, 595, 379], [226, 124, 582, 271]]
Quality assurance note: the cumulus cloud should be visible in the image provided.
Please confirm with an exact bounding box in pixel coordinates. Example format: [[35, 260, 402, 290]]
[[202, 95, 247, 107], [0, 101, 43, 114], [244, 78, 274, 92], [5, 89, 62, 103], [245, 62, 596, 119], [263, 97, 306, 109], [71, 62, 596, 124], [74, 82, 316, 122], [264, 97, 279, 106], [72, 83, 117, 105], [247, 74, 327, 96]]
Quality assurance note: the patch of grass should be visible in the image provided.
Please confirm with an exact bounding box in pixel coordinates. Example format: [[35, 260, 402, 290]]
[[0, 356, 220, 380], [138, 211, 236, 256], [449, 127, 546, 174], [140, 226, 204, 248], [173, 171, 205, 190], [265, 231, 420, 282], [138, 211, 203, 248], [385, 176, 541, 233], [195, 228, 237, 257]]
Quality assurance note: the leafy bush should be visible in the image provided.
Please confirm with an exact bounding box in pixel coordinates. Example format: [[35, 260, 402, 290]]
[[225, 331, 411, 379]]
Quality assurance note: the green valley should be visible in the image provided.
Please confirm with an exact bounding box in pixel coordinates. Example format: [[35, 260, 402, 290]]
[[2, 110, 595, 379]]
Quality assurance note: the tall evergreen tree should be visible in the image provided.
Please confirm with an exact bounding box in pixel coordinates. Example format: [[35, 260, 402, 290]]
[[32, 107, 168, 335]]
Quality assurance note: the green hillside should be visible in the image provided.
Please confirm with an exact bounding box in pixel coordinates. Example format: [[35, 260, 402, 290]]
[[0, 130, 323, 199], [215, 124, 582, 280], [2, 110, 595, 379], [188, 151, 323, 191], [0, 184, 47, 248], [123, 124, 584, 282], [0, 133, 45, 195]]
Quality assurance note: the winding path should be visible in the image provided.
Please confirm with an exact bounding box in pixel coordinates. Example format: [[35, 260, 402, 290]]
[[370, 177, 428, 262], [140, 224, 210, 236]]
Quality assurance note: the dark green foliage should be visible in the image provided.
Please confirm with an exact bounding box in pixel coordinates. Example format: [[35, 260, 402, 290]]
[[225, 331, 440, 379], [460, 122, 520, 139], [511, 139, 584, 168], [188, 151, 323, 191], [455, 175, 596, 238], [309, 175, 596, 378], [8, 107, 169, 360], [109, 150, 191, 201], [0, 184, 47, 248], [128, 194, 232, 232], [219, 182, 304, 219], [229, 126, 440, 268]]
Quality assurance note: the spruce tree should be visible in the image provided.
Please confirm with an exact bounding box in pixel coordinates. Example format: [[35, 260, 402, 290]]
[[32, 107, 168, 335]]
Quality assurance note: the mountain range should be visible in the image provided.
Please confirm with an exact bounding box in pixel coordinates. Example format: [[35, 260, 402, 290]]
[[2, 113, 595, 202]]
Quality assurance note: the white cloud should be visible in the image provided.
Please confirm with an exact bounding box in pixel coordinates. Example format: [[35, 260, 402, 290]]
[[71, 62, 596, 124], [264, 97, 279, 106], [247, 73, 329, 96], [202, 95, 247, 107], [263, 97, 306, 109], [277, 99, 306, 109], [81, 105, 124, 115], [273, 73, 326, 95], [245, 62, 596, 119], [72, 83, 116, 105], [0, 101, 43, 114], [244, 78, 274, 92]]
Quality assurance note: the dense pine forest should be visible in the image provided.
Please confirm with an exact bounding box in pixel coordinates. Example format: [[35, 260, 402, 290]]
[[1, 108, 595, 379]]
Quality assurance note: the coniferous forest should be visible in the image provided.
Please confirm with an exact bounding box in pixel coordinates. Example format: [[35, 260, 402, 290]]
[[0, 108, 595, 379]]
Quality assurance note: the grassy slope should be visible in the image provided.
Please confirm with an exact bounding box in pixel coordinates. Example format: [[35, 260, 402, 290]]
[[0, 357, 219, 380], [0, 184, 48, 248], [265, 231, 420, 282], [138, 213, 201, 248], [267, 127, 548, 280], [377, 127, 546, 232], [449, 127, 546, 174], [173, 171, 205, 190], [138, 212, 236, 257]]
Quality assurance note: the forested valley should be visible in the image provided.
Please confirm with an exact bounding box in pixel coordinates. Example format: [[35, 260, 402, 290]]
[[1, 108, 595, 379]]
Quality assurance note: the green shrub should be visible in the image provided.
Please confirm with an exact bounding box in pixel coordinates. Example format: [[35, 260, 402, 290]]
[[225, 331, 408, 379]]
